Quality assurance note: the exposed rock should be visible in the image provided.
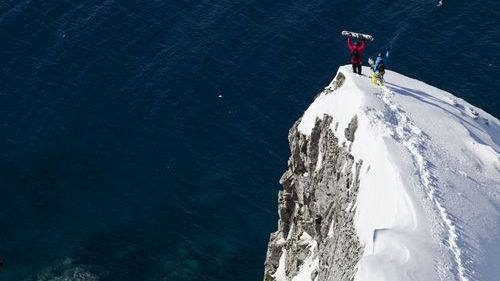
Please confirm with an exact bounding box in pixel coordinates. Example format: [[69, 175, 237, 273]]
[[344, 115, 358, 142], [264, 114, 363, 281], [325, 72, 346, 95]]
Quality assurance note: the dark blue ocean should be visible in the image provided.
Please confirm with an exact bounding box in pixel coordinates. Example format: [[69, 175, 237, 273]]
[[1, 0, 499, 280]]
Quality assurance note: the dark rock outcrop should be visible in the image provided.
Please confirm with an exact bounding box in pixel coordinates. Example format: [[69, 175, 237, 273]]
[[264, 112, 363, 281]]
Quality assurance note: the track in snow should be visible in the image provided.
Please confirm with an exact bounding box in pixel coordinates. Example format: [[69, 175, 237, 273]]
[[376, 86, 469, 281]]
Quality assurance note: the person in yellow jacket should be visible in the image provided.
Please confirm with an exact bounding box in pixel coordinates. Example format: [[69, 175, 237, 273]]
[[369, 51, 389, 86]]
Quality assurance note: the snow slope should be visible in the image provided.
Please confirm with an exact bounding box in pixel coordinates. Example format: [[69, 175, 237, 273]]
[[297, 66, 500, 281]]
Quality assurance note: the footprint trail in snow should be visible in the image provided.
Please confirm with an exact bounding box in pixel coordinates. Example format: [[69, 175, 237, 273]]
[[377, 85, 469, 281]]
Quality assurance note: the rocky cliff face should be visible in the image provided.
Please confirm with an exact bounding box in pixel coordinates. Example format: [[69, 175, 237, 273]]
[[264, 110, 363, 281]]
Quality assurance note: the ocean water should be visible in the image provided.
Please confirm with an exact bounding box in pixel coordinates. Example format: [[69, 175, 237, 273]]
[[0, 0, 498, 280]]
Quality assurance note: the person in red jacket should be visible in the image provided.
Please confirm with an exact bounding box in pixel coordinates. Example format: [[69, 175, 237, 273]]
[[347, 37, 366, 75]]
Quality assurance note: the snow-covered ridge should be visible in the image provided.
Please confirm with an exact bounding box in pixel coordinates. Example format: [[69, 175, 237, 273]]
[[296, 66, 500, 281]]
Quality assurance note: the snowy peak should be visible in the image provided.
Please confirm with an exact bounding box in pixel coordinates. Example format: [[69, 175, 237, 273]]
[[267, 65, 499, 281]]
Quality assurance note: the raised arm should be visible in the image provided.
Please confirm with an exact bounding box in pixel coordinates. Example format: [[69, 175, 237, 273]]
[[374, 56, 383, 72], [359, 39, 366, 52], [347, 37, 354, 51]]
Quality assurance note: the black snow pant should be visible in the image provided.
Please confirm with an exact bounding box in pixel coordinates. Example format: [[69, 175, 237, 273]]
[[352, 63, 362, 75]]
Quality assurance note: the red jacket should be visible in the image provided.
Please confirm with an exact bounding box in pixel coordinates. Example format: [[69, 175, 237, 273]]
[[347, 37, 366, 65]]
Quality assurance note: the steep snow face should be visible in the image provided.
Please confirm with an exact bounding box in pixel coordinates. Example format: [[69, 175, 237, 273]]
[[298, 66, 500, 281]]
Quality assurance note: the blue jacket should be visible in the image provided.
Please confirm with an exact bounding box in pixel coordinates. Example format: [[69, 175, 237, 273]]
[[374, 51, 389, 73]]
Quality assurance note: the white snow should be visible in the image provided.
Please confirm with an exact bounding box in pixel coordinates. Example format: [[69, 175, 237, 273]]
[[328, 219, 335, 238], [314, 151, 323, 172], [273, 249, 288, 281], [292, 232, 319, 281], [297, 65, 500, 281]]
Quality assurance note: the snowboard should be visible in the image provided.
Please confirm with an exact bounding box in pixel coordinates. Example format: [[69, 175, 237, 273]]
[[342, 31, 374, 41]]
